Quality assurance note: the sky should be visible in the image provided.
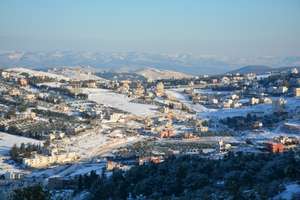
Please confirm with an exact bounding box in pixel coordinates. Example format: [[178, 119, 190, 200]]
[[0, 0, 300, 57]]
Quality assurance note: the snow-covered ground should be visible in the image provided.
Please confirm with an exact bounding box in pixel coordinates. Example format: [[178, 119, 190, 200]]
[[167, 88, 268, 118], [36, 82, 63, 88], [166, 89, 300, 120], [30, 162, 106, 179], [0, 132, 43, 156], [160, 136, 239, 144], [199, 97, 300, 119], [165, 89, 216, 113], [166, 88, 300, 146], [49, 68, 107, 81], [273, 183, 300, 200], [243, 129, 300, 143], [0, 132, 43, 174], [0, 129, 142, 177], [193, 89, 233, 95], [55, 126, 144, 161], [59, 130, 108, 159], [6, 67, 69, 81], [28, 130, 142, 179], [84, 88, 158, 117], [198, 103, 273, 119]]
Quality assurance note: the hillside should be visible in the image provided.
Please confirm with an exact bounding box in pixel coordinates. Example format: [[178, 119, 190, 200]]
[[48, 67, 107, 81], [135, 68, 193, 80], [75, 152, 300, 200], [228, 65, 300, 75], [6, 67, 70, 81], [228, 65, 272, 74]]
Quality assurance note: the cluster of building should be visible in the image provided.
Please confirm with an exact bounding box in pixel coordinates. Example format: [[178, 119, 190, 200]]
[[22, 152, 79, 168], [185, 68, 300, 110], [266, 136, 299, 153], [1, 65, 300, 196]]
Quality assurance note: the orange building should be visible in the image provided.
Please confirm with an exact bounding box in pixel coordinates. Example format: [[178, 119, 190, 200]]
[[139, 156, 164, 165], [160, 129, 174, 138], [266, 142, 284, 153]]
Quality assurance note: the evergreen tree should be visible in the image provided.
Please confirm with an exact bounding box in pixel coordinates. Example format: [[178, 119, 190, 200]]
[[11, 185, 49, 200]]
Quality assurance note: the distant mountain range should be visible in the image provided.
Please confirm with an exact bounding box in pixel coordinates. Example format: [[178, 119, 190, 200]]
[[228, 65, 300, 75], [0, 51, 300, 75]]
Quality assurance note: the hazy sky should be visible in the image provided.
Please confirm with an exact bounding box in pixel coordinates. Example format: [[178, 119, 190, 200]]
[[0, 0, 299, 56]]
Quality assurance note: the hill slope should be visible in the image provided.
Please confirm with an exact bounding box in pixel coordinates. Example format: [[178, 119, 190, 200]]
[[135, 68, 193, 80], [228, 65, 272, 74]]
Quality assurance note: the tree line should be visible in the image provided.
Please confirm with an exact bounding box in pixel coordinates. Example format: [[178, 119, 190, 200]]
[[10, 150, 300, 200]]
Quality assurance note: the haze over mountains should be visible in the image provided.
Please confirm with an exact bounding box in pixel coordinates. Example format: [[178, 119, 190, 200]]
[[0, 51, 300, 75]]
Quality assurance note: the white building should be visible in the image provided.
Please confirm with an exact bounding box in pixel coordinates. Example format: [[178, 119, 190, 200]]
[[277, 86, 288, 94], [249, 97, 260, 105], [23, 152, 79, 168], [260, 97, 272, 104], [4, 172, 25, 180], [291, 68, 298, 74], [109, 113, 124, 123]]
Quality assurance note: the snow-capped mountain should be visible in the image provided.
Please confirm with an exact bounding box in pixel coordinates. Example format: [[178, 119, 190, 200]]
[[0, 51, 300, 75]]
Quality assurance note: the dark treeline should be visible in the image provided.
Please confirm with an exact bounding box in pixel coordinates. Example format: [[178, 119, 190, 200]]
[[80, 151, 300, 200], [221, 113, 288, 131], [10, 143, 43, 163], [11, 185, 49, 200], [10, 151, 300, 200]]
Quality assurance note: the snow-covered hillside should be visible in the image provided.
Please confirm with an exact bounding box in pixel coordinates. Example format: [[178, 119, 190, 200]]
[[135, 68, 192, 80], [85, 88, 158, 117]]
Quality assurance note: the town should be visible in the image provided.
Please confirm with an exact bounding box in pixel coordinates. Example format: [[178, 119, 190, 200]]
[[0, 66, 299, 199]]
